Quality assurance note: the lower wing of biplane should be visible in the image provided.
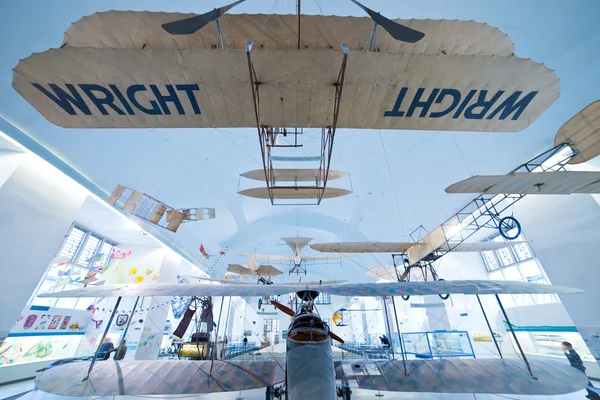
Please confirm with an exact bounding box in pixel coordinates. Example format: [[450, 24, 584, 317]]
[[34, 357, 588, 397], [34, 280, 585, 397], [310, 240, 527, 254], [37, 279, 582, 299], [335, 358, 588, 395]]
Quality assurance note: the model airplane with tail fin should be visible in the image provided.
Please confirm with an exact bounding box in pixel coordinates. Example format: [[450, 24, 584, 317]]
[[34, 280, 587, 398], [238, 237, 348, 274]]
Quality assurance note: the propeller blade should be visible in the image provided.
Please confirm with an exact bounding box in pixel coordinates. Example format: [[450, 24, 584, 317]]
[[350, 0, 424, 43], [162, 0, 246, 35], [270, 300, 295, 317], [329, 330, 345, 344]]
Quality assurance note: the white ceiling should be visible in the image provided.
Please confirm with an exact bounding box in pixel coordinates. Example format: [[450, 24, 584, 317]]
[[0, 0, 599, 283]]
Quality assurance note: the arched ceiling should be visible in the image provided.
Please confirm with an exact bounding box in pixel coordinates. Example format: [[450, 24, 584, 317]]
[[0, 0, 599, 283]]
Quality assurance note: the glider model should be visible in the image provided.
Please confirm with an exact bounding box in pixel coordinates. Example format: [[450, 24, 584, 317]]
[[447, 101, 600, 195], [108, 185, 215, 232], [238, 237, 349, 274], [34, 280, 587, 398], [226, 254, 284, 278]]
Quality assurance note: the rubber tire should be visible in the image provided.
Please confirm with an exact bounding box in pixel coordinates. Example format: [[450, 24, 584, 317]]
[[400, 279, 410, 301], [499, 216, 521, 240], [437, 279, 450, 300]]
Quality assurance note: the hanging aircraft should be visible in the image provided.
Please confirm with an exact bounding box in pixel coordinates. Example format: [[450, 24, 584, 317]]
[[226, 253, 284, 278], [446, 100, 600, 195], [12, 0, 561, 204], [238, 237, 349, 274], [33, 280, 587, 399]]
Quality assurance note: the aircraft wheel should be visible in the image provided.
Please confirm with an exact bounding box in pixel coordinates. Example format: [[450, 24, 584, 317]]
[[499, 216, 521, 240], [437, 278, 450, 300], [258, 298, 263, 309], [400, 279, 410, 301]]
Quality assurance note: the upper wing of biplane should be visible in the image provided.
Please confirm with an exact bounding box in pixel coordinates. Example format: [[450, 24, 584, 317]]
[[62, 11, 514, 55], [446, 171, 600, 195], [335, 358, 588, 395], [13, 8, 558, 132], [310, 241, 525, 253], [241, 169, 348, 182], [37, 280, 582, 299], [35, 359, 284, 397], [236, 252, 292, 262]]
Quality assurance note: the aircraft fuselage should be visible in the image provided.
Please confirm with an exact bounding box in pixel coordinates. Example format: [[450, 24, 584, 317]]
[[286, 311, 336, 400]]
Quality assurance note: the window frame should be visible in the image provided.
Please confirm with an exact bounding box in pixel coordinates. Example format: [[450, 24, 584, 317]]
[[480, 231, 557, 306], [29, 222, 118, 308]]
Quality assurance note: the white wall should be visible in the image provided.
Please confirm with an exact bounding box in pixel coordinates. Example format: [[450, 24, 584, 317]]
[[514, 193, 600, 367], [0, 154, 87, 338]]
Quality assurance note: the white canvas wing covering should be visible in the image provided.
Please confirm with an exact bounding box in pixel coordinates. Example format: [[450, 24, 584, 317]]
[[311, 242, 414, 253], [35, 360, 285, 396], [446, 171, 600, 194], [241, 169, 348, 181], [14, 47, 558, 131], [555, 100, 600, 164], [450, 241, 531, 252], [63, 12, 515, 56], [37, 280, 582, 299], [335, 359, 588, 395], [239, 187, 352, 199]]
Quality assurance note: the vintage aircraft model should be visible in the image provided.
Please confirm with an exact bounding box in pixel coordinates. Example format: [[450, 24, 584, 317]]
[[226, 253, 284, 278], [446, 101, 600, 195], [13, 0, 560, 204], [34, 280, 587, 399], [238, 237, 348, 274]]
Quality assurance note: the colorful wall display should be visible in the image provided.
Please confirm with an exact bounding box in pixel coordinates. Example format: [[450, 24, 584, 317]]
[[1, 305, 93, 366]]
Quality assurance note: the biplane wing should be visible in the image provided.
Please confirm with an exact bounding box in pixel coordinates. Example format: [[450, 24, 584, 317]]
[[335, 358, 588, 395], [446, 171, 600, 195], [241, 169, 348, 182], [37, 280, 582, 299], [311, 242, 415, 253], [554, 100, 600, 165], [255, 265, 284, 276], [310, 241, 524, 253], [35, 360, 285, 397]]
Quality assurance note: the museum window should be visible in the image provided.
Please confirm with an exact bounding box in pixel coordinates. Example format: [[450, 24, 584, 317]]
[[314, 293, 332, 305], [480, 229, 557, 307], [30, 223, 117, 309]]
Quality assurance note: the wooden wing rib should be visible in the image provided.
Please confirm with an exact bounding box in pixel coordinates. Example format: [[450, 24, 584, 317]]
[[35, 360, 285, 396], [310, 242, 414, 253], [335, 359, 587, 395], [255, 265, 284, 276], [446, 171, 600, 194]]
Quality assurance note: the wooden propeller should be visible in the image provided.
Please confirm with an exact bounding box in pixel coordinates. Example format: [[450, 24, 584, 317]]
[[270, 301, 344, 344], [328, 330, 345, 344], [270, 300, 295, 317]]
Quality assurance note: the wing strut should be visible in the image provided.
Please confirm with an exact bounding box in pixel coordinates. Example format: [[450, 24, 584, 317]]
[[319, 43, 349, 203], [83, 296, 122, 381], [245, 41, 272, 202], [475, 294, 503, 358], [495, 294, 536, 379]]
